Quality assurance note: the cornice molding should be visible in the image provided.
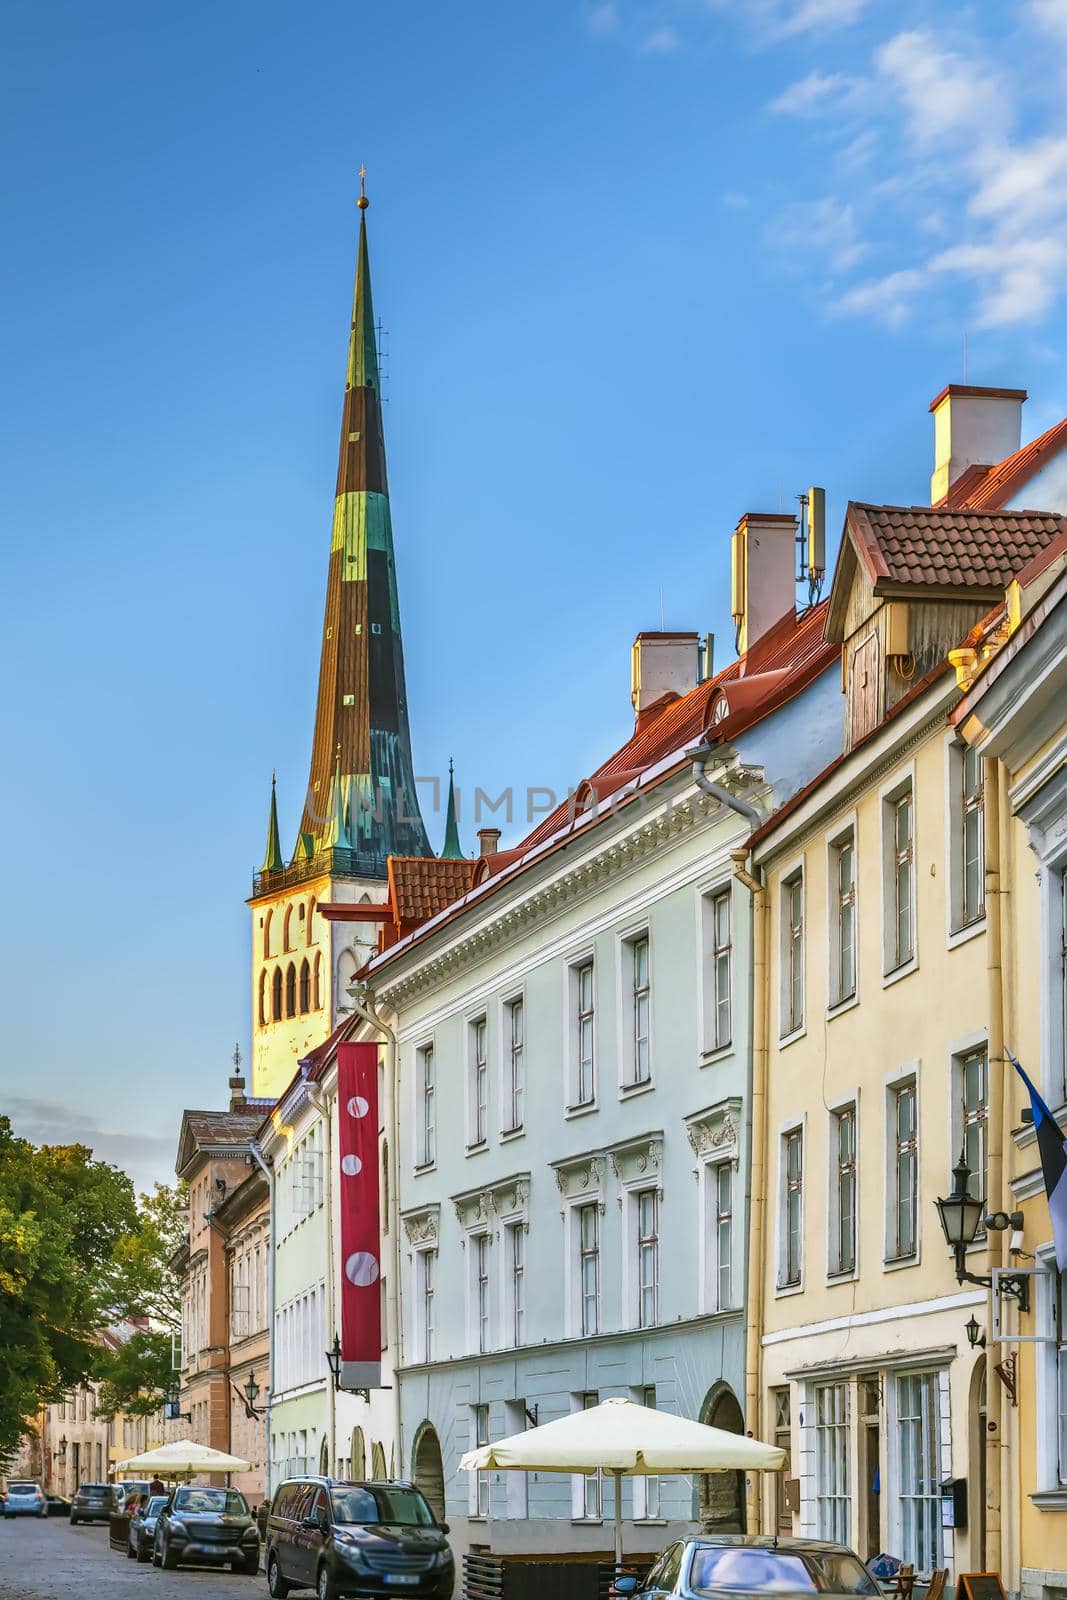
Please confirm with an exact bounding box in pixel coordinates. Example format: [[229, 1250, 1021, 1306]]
[[401, 1204, 440, 1248], [685, 1096, 743, 1165]]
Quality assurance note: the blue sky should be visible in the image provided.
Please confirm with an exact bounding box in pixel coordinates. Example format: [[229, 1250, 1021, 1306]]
[[2, 0, 1065, 1192]]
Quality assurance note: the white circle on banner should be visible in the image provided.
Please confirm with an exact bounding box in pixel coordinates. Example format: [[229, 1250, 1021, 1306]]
[[344, 1251, 380, 1288], [346, 1095, 369, 1119], [340, 1154, 363, 1177]]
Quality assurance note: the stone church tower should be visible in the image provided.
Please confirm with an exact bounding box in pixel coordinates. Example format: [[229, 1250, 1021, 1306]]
[[248, 190, 431, 1099]]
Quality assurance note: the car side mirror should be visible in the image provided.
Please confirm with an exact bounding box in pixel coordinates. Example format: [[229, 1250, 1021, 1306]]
[[439, 1522, 450, 1535], [615, 1579, 639, 1596]]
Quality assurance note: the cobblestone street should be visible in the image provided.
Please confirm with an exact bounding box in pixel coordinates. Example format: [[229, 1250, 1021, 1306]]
[[0, 1516, 266, 1599]]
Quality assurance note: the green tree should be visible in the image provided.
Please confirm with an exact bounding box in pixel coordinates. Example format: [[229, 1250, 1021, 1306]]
[[92, 1182, 186, 1419], [0, 1117, 138, 1456]]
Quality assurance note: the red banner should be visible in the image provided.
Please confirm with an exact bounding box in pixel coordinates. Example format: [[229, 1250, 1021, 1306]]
[[337, 1041, 381, 1390]]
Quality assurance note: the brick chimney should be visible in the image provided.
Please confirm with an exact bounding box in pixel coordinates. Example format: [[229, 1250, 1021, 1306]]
[[229, 1073, 246, 1112], [630, 632, 701, 720], [477, 827, 501, 857], [730, 513, 797, 656], [930, 384, 1026, 504]]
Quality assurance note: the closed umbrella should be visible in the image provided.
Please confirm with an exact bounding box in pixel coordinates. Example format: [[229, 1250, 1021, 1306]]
[[459, 1396, 784, 1565], [114, 1439, 252, 1476]]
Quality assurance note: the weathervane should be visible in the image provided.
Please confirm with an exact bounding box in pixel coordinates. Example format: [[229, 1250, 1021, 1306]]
[[358, 163, 369, 211]]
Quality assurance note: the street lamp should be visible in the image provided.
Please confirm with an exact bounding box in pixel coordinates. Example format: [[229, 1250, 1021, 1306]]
[[53, 1436, 67, 1461], [325, 1334, 342, 1392], [934, 1151, 1030, 1313], [965, 1315, 986, 1350]]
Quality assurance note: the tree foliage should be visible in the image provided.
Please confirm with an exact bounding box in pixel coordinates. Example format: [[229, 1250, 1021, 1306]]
[[92, 1182, 187, 1418]]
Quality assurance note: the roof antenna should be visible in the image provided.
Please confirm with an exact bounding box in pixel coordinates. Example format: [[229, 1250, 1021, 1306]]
[[659, 585, 665, 630], [962, 331, 968, 384]]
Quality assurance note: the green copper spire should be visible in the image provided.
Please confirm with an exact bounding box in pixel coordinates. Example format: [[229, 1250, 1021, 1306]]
[[261, 773, 284, 875], [440, 758, 464, 859], [345, 206, 380, 394]]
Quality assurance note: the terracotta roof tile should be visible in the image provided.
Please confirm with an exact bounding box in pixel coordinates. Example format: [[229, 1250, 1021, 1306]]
[[387, 855, 480, 923], [847, 503, 1067, 591], [182, 1107, 272, 1147]]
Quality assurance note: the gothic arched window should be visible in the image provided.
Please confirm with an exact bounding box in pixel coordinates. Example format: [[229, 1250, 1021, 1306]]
[[258, 970, 267, 1026], [313, 952, 323, 1010], [283, 906, 294, 953], [263, 910, 274, 959], [307, 898, 317, 946], [299, 959, 311, 1014], [285, 964, 296, 1018], [272, 968, 283, 1022]]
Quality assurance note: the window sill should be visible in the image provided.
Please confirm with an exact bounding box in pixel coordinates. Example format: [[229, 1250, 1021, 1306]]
[[413, 1161, 436, 1176], [633, 1518, 668, 1526], [826, 993, 859, 1021], [571, 1518, 603, 1526], [883, 1252, 920, 1272], [465, 1141, 489, 1156], [500, 1125, 525, 1143], [947, 917, 986, 952], [566, 1101, 599, 1120], [775, 1280, 804, 1298], [778, 1025, 807, 1051], [701, 1043, 734, 1065], [620, 1079, 655, 1101], [826, 1268, 859, 1285], [882, 956, 918, 989], [1031, 1490, 1067, 1511]]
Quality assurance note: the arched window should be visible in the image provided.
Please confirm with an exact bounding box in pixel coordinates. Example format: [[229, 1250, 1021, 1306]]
[[299, 959, 311, 1014], [285, 963, 296, 1018], [258, 970, 267, 1026], [371, 1441, 387, 1479], [272, 968, 283, 1022], [307, 898, 317, 946], [350, 1427, 366, 1480], [381, 1140, 389, 1232], [313, 952, 323, 1010], [263, 910, 274, 960], [283, 906, 294, 953]]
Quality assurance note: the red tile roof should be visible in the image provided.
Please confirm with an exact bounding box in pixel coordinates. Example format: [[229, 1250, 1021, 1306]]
[[956, 417, 1067, 511], [846, 503, 1067, 592], [387, 855, 480, 923]]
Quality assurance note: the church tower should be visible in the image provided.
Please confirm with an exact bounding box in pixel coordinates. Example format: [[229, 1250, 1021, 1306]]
[[248, 183, 432, 1099]]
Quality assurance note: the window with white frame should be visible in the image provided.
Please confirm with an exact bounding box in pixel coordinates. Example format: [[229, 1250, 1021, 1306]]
[[570, 960, 596, 1108], [704, 1161, 733, 1311], [503, 997, 524, 1133], [468, 1017, 488, 1146], [706, 888, 732, 1051], [829, 1104, 857, 1277], [576, 1392, 602, 1518], [954, 1044, 987, 1238], [814, 1382, 849, 1543], [635, 1188, 660, 1328], [472, 1231, 492, 1353], [884, 783, 915, 972], [829, 830, 856, 1007], [623, 933, 652, 1088], [416, 1044, 435, 1167], [887, 1078, 918, 1261], [632, 1385, 660, 1519], [781, 872, 805, 1036], [575, 1202, 600, 1336], [780, 1127, 803, 1287], [506, 1222, 525, 1348], [472, 1405, 490, 1517], [950, 741, 985, 931], [1060, 869, 1067, 1104], [895, 1372, 943, 1571], [416, 1248, 435, 1362]]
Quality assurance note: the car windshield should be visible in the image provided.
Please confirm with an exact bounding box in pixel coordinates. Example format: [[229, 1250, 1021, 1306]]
[[688, 1549, 879, 1595], [330, 1486, 435, 1527], [145, 1497, 168, 1516], [174, 1488, 249, 1515], [81, 1485, 109, 1495], [10, 1484, 36, 1494]]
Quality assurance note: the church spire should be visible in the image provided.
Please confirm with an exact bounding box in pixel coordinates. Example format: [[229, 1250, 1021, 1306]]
[[440, 758, 464, 859], [293, 175, 432, 877], [261, 773, 284, 875]]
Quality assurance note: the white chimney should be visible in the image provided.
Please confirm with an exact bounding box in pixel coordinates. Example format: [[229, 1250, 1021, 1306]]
[[930, 383, 1026, 504], [631, 632, 700, 720], [730, 513, 797, 657]]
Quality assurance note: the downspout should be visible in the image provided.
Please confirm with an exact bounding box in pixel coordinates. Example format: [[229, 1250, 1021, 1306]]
[[248, 1142, 275, 1501], [344, 971, 403, 1477], [307, 1081, 336, 1477], [689, 745, 768, 1531], [996, 761, 1021, 1600], [983, 759, 1005, 1579]]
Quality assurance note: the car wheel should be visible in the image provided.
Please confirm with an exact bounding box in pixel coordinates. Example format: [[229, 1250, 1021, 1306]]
[[69, 1515, 78, 1527], [239, 1550, 260, 1575], [137, 1539, 150, 1563], [267, 1553, 293, 1597], [161, 1537, 179, 1571], [152, 1536, 162, 1567], [126, 1540, 136, 1559], [317, 1562, 341, 1600]]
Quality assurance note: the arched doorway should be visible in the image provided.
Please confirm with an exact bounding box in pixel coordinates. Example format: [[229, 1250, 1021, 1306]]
[[411, 1421, 445, 1520], [969, 1357, 987, 1569], [698, 1385, 746, 1534]]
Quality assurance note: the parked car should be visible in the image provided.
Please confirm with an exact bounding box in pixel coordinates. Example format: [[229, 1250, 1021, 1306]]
[[117, 1479, 152, 1511], [614, 1537, 880, 1600], [127, 1494, 168, 1563], [264, 1476, 454, 1600], [69, 1483, 121, 1525], [153, 1484, 260, 1573], [44, 1493, 72, 1519], [2, 1482, 46, 1519]]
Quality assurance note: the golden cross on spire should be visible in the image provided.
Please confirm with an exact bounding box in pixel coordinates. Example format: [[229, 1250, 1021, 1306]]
[[357, 163, 369, 211]]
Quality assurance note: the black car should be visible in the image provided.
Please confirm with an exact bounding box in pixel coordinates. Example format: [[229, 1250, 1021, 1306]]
[[265, 1477, 454, 1600], [127, 1494, 168, 1563], [153, 1484, 260, 1574], [70, 1483, 121, 1525], [615, 1536, 880, 1600]]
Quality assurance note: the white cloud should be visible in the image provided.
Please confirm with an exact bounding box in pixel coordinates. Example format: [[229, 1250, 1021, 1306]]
[[875, 29, 1008, 147], [968, 137, 1067, 229], [721, 191, 751, 209], [776, 196, 868, 271], [7, 1096, 175, 1196], [1030, 0, 1067, 33], [584, 1, 619, 36], [769, 69, 865, 116], [931, 236, 1067, 327], [639, 24, 681, 54], [775, 0, 870, 37], [834, 268, 924, 328]]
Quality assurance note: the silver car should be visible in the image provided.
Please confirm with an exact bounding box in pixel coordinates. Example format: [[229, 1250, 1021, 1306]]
[[128, 1494, 169, 1563], [2, 1482, 47, 1519]]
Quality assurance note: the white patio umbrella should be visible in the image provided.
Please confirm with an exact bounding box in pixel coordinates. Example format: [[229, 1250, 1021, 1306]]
[[459, 1396, 785, 1565], [114, 1439, 252, 1476]]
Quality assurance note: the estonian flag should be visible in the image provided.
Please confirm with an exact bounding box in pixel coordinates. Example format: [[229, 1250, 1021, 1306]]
[[1009, 1049, 1067, 1272]]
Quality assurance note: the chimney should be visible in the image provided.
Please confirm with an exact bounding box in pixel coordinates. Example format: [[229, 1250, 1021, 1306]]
[[477, 827, 501, 857], [630, 632, 701, 720], [730, 513, 797, 657], [930, 384, 1026, 504], [229, 1073, 246, 1112]]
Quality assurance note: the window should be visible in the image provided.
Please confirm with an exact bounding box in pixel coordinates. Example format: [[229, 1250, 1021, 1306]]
[[469, 1017, 488, 1146], [417, 1249, 435, 1362], [507, 1223, 525, 1347], [829, 1104, 857, 1277], [896, 1373, 943, 1571], [299, 959, 311, 1014], [313, 952, 322, 1010], [624, 934, 652, 1088], [888, 1080, 918, 1260], [884, 785, 915, 972], [474, 1232, 491, 1353], [285, 962, 296, 1018], [830, 832, 856, 1006], [578, 1393, 601, 1518], [636, 1189, 659, 1328], [781, 873, 805, 1036], [708, 889, 732, 1050], [263, 909, 274, 959], [957, 1045, 988, 1238], [569, 960, 596, 1108], [416, 1045, 435, 1167], [504, 998, 524, 1133], [258, 970, 267, 1026], [780, 1128, 803, 1287], [473, 1406, 490, 1517], [705, 1161, 733, 1312], [633, 1385, 660, 1519], [577, 1203, 600, 1336], [272, 967, 283, 1021], [959, 743, 985, 928], [773, 1389, 792, 1532], [815, 1383, 849, 1543]]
